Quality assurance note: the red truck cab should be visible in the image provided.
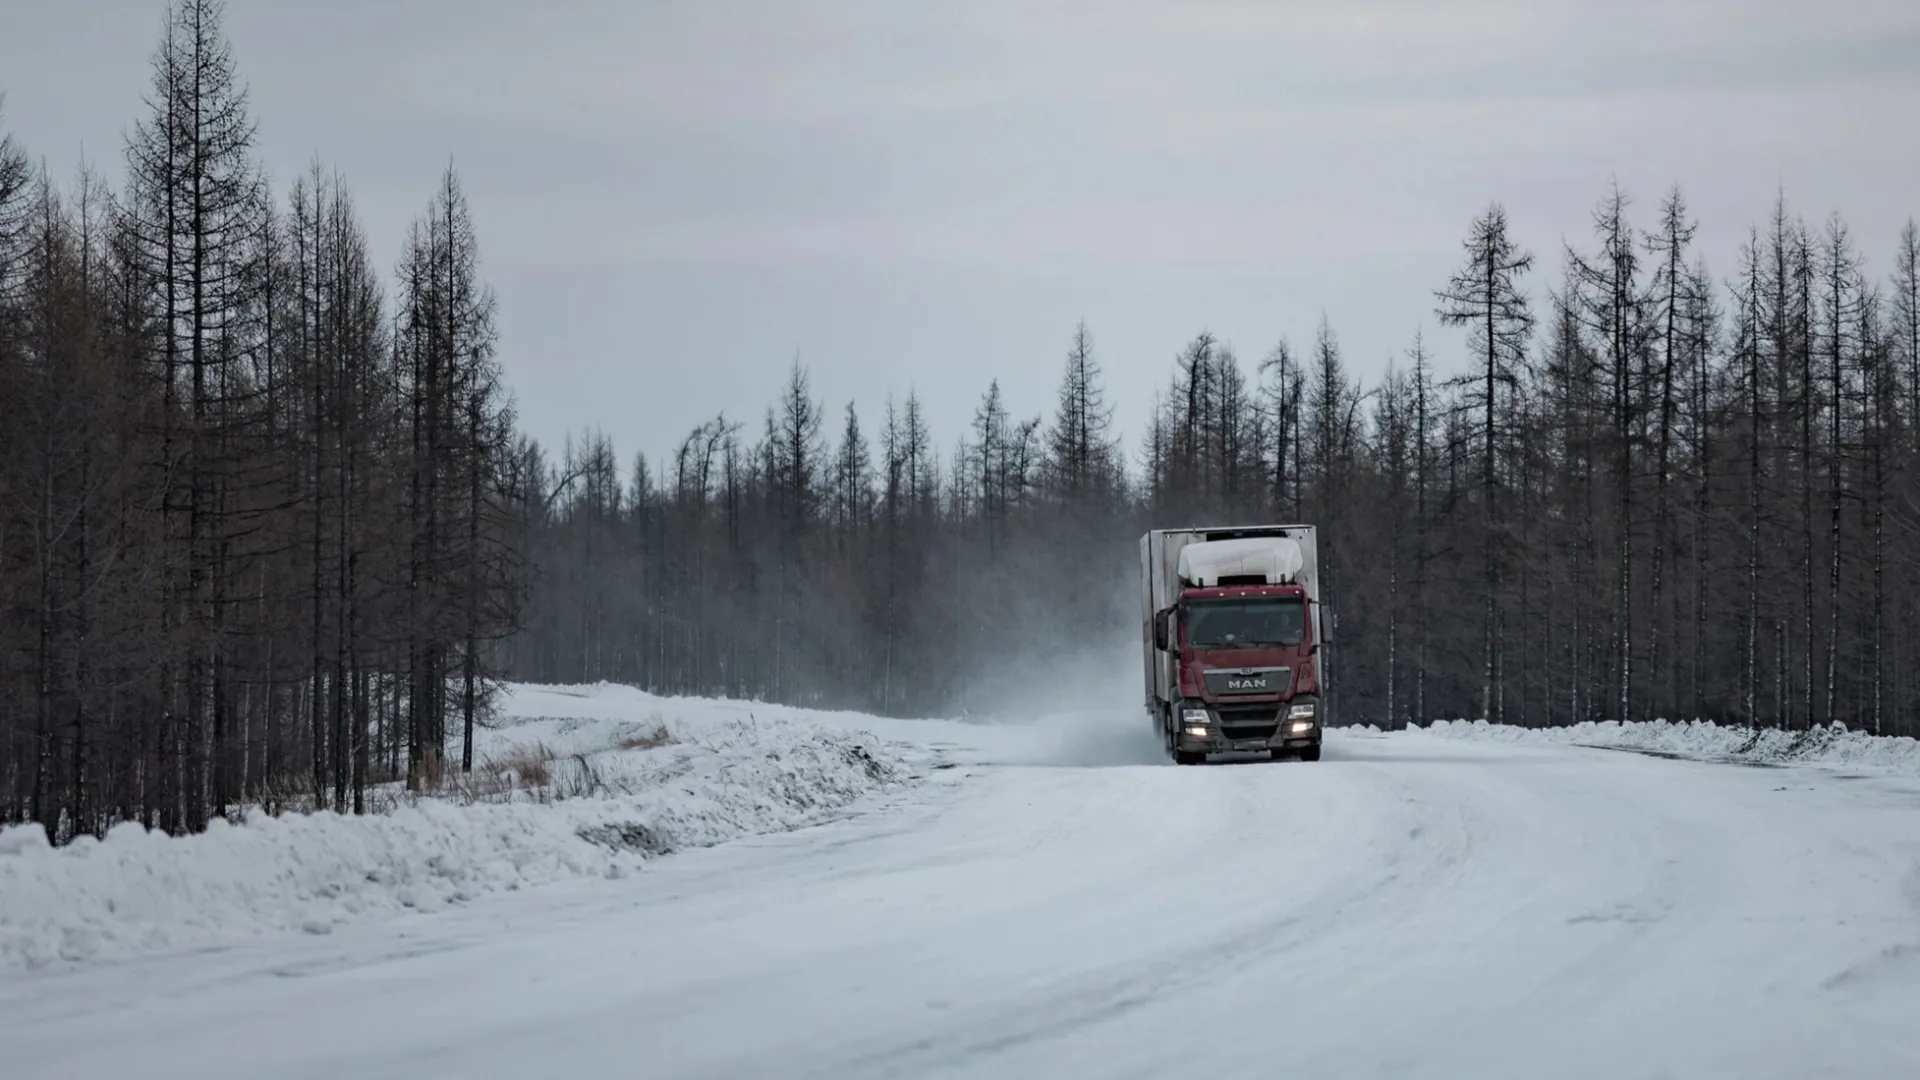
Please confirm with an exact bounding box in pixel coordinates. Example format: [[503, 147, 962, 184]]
[[1153, 582, 1323, 762], [1176, 582, 1319, 700]]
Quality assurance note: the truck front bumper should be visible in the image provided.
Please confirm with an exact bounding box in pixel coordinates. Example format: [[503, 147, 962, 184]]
[[1174, 714, 1319, 754]]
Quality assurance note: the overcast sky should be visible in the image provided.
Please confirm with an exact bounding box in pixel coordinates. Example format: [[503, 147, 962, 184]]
[[4, 0, 1917, 474]]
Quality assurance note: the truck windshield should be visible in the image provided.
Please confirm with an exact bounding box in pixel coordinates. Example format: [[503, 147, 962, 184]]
[[1183, 598, 1306, 647]]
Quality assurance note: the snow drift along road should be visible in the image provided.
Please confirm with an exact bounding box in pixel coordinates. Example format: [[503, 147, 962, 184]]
[[0, 685, 927, 969], [5, 684, 1920, 1080]]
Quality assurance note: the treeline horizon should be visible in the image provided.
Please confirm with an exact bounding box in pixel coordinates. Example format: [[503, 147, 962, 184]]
[[0, 0, 524, 843], [512, 187, 1920, 742]]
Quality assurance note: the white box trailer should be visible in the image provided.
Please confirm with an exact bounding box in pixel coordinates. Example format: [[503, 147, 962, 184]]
[[1140, 524, 1329, 763]]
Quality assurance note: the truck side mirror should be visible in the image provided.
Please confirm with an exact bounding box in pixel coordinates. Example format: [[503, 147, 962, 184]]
[[1153, 609, 1171, 651]]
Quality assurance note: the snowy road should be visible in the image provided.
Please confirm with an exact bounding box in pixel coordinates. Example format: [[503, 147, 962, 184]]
[[7, 715, 1920, 1079]]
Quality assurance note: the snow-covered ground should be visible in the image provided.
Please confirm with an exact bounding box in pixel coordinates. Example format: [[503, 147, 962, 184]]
[[1413, 714, 1920, 775], [5, 684, 1920, 1079], [0, 684, 931, 970]]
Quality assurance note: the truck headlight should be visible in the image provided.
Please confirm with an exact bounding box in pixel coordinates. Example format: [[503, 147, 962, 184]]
[[1290, 720, 1315, 734], [1182, 708, 1209, 723], [1287, 702, 1316, 720], [1185, 725, 1209, 737]]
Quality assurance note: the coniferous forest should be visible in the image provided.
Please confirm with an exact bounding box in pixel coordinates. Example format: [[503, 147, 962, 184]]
[[5, 2, 1920, 844], [0, 1, 520, 838], [513, 189, 1920, 746]]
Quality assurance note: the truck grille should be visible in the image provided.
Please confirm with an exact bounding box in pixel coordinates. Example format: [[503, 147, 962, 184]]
[[1214, 705, 1280, 742]]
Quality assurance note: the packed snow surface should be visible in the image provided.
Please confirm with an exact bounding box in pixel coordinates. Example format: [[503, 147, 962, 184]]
[[6, 683, 1920, 1080]]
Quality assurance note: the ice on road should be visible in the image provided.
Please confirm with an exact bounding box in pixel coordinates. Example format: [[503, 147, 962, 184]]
[[6, 708, 1920, 1080]]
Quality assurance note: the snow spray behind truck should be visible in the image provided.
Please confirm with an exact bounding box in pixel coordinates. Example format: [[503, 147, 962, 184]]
[[1141, 525, 1328, 764]]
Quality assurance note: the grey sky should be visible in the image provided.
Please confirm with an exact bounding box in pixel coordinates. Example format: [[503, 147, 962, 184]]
[[4, 0, 1917, 474]]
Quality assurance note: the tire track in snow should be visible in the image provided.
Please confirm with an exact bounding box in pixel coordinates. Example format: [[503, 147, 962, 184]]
[[7, 719, 1920, 1080], [811, 757, 1481, 1078]]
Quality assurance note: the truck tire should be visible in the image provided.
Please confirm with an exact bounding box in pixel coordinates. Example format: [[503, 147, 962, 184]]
[[1298, 744, 1322, 762], [1175, 749, 1206, 766]]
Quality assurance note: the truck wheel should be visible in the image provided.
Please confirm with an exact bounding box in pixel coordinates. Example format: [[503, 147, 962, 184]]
[[1298, 744, 1322, 762], [1174, 749, 1206, 766]]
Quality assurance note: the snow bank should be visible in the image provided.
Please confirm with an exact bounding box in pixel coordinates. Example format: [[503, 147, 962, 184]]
[[1394, 717, 1920, 776], [0, 683, 923, 971]]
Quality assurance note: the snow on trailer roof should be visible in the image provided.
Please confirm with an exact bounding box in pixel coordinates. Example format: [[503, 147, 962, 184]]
[[1176, 536, 1304, 587]]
